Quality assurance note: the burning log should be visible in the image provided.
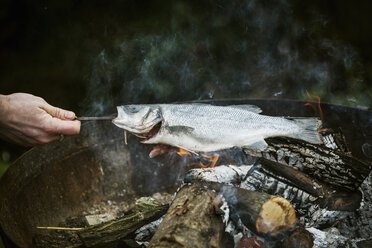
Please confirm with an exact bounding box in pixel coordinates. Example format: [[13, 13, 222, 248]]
[[185, 164, 316, 213], [258, 157, 362, 211], [185, 160, 361, 212], [187, 181, 297, 238], [245, 136, 372, 192], [77, 200, 168, 248], [149, 184, 225, 248]]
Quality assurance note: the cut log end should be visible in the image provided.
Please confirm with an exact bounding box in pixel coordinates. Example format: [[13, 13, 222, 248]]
[[256, 196, 296, 237]]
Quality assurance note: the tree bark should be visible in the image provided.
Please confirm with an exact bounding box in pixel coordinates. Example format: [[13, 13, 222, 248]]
[[149, 184, 225, 248], [77, 201, 168, 248], [244, 137, 371, 191], [258, 157, 362, 211]]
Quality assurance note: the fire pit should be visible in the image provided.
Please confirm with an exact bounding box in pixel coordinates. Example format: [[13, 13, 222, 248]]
[[0, 99, 371, 248]]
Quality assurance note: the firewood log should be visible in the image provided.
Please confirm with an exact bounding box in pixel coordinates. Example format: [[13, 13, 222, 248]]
[[245, 137, 371, 191], [258, 157, 362, 211], [149, 184, 225, 248], [189, 181, 297, 238], [77, 201, 168, 248]]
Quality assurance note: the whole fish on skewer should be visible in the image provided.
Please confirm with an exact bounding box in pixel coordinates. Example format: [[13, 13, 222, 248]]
[[112, 104, 322, 165]]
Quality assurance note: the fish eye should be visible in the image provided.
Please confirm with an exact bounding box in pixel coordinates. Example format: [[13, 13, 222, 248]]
[[126, 105, 139, 113]]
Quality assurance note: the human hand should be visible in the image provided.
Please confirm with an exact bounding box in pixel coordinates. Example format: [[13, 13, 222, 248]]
[[0, 93, 81, 146]]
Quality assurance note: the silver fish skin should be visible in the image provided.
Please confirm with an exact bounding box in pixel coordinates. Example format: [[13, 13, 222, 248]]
[[112, 104, 322, 153]]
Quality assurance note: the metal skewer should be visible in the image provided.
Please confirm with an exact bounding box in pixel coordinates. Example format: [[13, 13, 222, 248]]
[[76, 116, 115, 121]]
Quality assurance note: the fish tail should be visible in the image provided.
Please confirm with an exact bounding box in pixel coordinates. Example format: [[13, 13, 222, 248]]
[[287, 117, 322, 144]]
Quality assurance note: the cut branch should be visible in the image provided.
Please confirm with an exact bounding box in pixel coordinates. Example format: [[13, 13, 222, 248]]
[[190, 181, 297, 238], [149, 184, 225, 248], [77, 201, 168, 248]]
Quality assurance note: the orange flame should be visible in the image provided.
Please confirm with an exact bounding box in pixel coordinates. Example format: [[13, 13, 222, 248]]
[[254, 239, 261, 247], [304, 90, 324, 121], [199, 153, 219, 168], [177, 148, 191, 156]]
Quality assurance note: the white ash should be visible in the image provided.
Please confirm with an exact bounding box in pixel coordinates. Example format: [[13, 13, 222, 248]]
[[334, 171, 372, 239], [135, 217, 163, 245], [306, 208, 352, 228], [136, 192, 173, 206], [185, 164, 252, 185], [306, 227, 360, 248], [322, 134, 338, 150], [216, 193, 257, 248], [82, 200, 132, 219], [85, 213, 115, 226], [81, 192, 172, 226]]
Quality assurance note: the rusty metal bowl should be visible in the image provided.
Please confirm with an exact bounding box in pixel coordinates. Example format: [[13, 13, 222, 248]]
[[0, 99, 371, 247]]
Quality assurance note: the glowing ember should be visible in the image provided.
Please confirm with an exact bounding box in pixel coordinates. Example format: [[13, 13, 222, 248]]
[[177, 148, 191, 156], [237, 234, 264, 248], [304, 90, 324, 121], [199, 153, 219, 168]]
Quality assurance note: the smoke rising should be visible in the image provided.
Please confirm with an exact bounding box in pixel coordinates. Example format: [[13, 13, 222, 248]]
[[81, 0, 371, 115]]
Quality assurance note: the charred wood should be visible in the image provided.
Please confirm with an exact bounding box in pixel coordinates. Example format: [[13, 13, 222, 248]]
[[77, 201, 168, 248], [185, 160, 361, 212], [149, 184, 225, 248], [236, 235, 264, 248], [332, 171, 372, 240], [258, 157, 362, 211], [188, 181, 297, 238], [244, 137, 371, 191], [185, 165, 317, 215], [356, 239, 372, 248], [281, 228, 314, 248]]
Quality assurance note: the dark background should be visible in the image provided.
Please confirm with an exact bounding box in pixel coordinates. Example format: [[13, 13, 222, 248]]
[[1, 0, 372, 167], [0, 1, 371, 246]]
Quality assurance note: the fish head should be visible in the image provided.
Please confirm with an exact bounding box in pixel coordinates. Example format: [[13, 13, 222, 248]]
[[112, 105, 162, 134]]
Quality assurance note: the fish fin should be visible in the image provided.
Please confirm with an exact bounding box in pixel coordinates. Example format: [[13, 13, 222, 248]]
[[243, 139, 268, 151], [227, 104, 262, 114], [165, 126, 194, 134], [285, 117, 322, 144]]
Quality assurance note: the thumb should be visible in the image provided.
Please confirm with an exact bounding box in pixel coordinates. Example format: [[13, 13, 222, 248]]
[[42, 104, 76, 120]]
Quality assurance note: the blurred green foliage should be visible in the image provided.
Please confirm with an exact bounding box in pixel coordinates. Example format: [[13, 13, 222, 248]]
[[0, 161, 9, 178]]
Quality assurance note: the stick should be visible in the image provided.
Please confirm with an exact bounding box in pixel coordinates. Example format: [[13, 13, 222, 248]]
[[37, 227, 83, 231]]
